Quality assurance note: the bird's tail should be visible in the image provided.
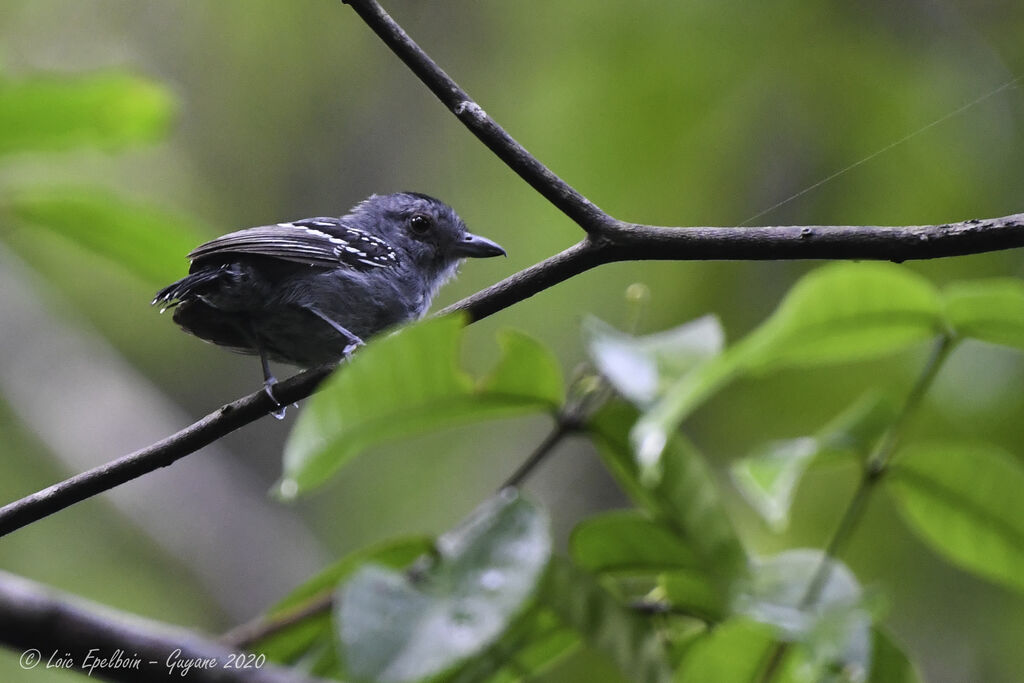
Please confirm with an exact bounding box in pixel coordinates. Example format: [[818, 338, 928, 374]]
[[152, 265, 229, 310]]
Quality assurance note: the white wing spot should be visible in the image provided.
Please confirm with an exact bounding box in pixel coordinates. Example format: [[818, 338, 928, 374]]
[[286, 223, 354, 249], [282, 221, 397, 265]]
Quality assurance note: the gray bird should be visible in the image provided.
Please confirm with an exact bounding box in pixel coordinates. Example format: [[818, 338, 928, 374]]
[[153, 192, 505, 398]]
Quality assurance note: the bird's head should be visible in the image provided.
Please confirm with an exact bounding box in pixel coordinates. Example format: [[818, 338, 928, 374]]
[[347, 192, 505, 283]]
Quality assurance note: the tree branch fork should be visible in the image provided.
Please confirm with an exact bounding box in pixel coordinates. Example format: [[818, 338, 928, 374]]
[[1, 0, 1022, 548], [1, 0, 1023, 678]]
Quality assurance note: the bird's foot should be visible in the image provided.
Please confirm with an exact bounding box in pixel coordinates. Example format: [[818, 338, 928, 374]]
[[342, 337, 365, 360], [264, 377, 286, 420]]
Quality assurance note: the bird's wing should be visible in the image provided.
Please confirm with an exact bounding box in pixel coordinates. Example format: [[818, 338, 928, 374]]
[[187, 218, 399, 270]]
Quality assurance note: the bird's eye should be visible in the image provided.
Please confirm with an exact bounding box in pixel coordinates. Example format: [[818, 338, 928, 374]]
[[409, 214, 432, 235]]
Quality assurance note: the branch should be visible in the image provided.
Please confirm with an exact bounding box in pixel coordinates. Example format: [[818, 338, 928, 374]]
[[343, 0, 1024, 258], [0, 570, 328, 683], [0, 367, 332, 538], [602, 214, 1024, 261], [0, 2, 1015, 672], [341, 0, 609, 232], [443, 214, 1024, 323], [2, 0, 1023, 539]]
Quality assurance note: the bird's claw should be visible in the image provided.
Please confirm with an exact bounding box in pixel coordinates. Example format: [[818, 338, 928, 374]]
[[264, 377, 286, 420], [342, 337, 365, 359]]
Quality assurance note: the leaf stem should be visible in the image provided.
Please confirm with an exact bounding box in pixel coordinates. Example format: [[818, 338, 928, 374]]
[[500, 417, 578, 490], [804, 333, 955, 606], [759, 333, 956, 682]]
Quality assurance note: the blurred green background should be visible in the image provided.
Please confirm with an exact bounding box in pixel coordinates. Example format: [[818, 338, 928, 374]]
[[1, 0, 1022, 680]]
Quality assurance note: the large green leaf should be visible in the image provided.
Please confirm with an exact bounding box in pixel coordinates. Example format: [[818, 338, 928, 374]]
[[251, 537, 432, 670], [280, 317, 563, 496], [0, 72, 175, 157], [589, 402, 747, 602], [337, 493, 552, 682], [887, 441, 1024, 596], [944, 278, 1024, 350], [7, 187, 209, 286], [630, 263, 941, 473], [543, 557, 672, 683], [743, 262, 943, 370]]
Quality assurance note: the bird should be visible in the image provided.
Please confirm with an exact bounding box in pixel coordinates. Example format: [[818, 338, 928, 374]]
[[153, 192, 505, 405]]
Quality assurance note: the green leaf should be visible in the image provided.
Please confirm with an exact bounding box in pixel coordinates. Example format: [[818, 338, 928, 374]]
[[570, 510, 700, 574], [7, 187, 209, 286], [674, 618, 776, 683], [868, 629, 921, 683], [274, 537, 434, 613], [630, 343, 754, 474], [252, 537, 432, 668], [337, 493, 552, 682], [731, 437, 820, 532], [482, 329, 564, 406], [630, 263, 940, 474], [733, 550, 872, 682], [0, 72, 176, 157], [743, 262, 943, 370], [585, 314, 724, 406], [731, 393, 897, 531], [589, 402, 747, 603], [569, 512, 723, 619], [944, 278, 1024, 350], [280, 317, 563, 496], [886, 441, 1024, 596], [543, 557, 672, 683]]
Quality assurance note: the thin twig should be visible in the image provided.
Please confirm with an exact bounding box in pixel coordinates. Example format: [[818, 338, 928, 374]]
[[223, 408, 589, 649], [220, 592, 334, 651], [798, 334, 955, 609], [501, 420, 577, 490], [216, 412, 578, 650], [501, 363, 615, 490]]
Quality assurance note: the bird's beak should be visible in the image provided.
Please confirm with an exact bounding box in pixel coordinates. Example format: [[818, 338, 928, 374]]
[[454, 232, 506, 258]]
